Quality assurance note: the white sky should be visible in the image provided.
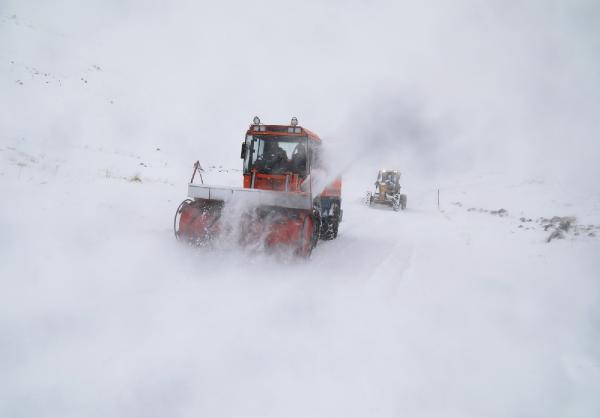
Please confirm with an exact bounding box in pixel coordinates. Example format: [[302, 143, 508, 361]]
[[2, 0, 599, 189]]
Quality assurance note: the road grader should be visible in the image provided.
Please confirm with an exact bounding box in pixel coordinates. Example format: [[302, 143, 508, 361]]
[[365, 169, 407, 211]]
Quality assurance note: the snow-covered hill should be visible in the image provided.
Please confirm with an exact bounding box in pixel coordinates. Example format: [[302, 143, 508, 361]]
[[2, 1, 600, 417]]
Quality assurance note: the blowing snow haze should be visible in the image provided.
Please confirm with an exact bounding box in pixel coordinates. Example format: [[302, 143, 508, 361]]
[[1, 1, 600, 417], [2, 0, 600, 179]]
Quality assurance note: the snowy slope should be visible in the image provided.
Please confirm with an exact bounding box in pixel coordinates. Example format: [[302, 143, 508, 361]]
[[2, 2, 600, 418]]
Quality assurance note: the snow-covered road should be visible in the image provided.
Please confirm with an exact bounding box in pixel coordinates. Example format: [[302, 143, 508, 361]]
[[2, 146, 599, 417]]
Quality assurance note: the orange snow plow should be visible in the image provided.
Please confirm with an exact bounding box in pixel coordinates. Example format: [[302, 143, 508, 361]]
[[174, 117, 342, 257]]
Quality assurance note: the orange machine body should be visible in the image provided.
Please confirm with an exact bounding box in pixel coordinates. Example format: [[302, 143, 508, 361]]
[[174, 120, 343, 256]]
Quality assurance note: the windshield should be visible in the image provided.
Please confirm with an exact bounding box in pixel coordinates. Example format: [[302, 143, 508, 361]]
[[382, 172, 398, 183], [244, 135, 311, 175]]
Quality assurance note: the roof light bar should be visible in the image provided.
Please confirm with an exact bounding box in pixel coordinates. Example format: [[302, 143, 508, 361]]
[[290, 117, 298, 126], [253, 116, 260, 125]]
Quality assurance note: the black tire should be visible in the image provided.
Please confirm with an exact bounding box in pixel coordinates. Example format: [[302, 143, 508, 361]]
[[310, 210, 321, 248], [319, 216, 339, 240], [400, 194, 407, 210], [392, 194, 400, 211]]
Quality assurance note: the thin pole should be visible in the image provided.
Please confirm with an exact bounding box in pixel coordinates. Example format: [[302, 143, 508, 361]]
[[190, 160, 199, 183], [437, 189, 440, 210]]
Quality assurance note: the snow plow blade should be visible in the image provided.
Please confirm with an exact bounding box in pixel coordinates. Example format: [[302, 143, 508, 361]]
[[174, 184, 318, 256]]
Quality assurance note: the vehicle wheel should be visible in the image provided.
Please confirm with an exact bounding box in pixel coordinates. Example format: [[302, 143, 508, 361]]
[[311, 210, 321, 248], [400, 194, 407, 210], [319, 216, 339, 240], [392, 194, 400, 212]]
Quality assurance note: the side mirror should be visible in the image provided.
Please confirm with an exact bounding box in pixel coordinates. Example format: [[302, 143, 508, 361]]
[[240, 142, 247, 159]]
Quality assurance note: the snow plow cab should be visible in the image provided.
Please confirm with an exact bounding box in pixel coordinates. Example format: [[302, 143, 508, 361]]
[[173, 117, 342, 257], [366, 169, 407, 211]]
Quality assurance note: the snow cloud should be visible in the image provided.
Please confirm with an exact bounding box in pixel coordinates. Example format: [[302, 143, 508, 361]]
[[2, 0, 599, 184]]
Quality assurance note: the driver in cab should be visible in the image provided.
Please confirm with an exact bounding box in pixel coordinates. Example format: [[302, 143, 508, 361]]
[[257, 141, 288, 172]]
